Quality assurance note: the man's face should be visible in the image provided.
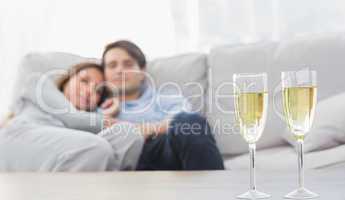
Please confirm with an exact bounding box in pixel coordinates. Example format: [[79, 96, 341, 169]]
[[103, 48, 145, 95]]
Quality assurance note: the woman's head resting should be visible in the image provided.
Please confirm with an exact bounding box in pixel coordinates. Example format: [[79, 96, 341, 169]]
[[56, 62, 104, 111]]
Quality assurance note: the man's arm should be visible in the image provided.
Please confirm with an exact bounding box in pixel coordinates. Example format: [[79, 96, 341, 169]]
[[135, 118, 172, 139], [134, 93, 193, 139]]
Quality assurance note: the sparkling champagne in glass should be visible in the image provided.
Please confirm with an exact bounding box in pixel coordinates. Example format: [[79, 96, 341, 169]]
[[282, 70, 319, 199], [233, 73, 270, 200]]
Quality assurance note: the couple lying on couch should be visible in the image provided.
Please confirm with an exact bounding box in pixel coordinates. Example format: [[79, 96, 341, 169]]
[[0, 40, 224, 171]]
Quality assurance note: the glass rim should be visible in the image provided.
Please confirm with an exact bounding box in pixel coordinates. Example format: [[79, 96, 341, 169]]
[[281, 70, 317, 74], [282, 85, 317, 88], [233, 72, 267, 78]]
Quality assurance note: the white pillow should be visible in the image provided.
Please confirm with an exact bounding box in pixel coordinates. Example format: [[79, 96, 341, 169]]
[[283, 92, 345, 152], [10, 52, 95, 110]]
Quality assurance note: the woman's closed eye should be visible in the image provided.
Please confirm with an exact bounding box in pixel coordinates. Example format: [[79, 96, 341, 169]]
[[80, 77, 90, 84]]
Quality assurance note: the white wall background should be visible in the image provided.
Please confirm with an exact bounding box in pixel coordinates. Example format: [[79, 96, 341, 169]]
[[0, 0, 176, 117], [1, 0, 345, 117]]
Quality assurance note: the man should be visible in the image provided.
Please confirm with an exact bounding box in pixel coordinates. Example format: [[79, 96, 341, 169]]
[[100, 40, 224, 170]]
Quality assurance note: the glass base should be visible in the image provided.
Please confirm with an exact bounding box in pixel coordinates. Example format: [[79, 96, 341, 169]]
[[285, 188, 319, 199], [237, 190, 271, 199]]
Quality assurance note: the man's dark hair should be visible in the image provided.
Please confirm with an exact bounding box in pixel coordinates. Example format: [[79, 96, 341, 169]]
[[101, 40, 146, 69]]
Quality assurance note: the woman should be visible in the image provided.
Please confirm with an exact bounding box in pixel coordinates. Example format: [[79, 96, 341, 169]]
[[0, 62, 144, 171]]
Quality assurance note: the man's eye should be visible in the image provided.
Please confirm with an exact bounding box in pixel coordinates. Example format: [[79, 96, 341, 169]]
[[124, 63, 135, 68], [81, 79, 89, 84]]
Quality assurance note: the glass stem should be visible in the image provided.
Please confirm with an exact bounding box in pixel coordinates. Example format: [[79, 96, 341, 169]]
[[249, 143, 256, 191], [297, 138, 305, 189]]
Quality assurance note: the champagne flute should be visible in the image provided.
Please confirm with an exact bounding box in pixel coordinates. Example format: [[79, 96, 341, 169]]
[[281, 70, 319, 199], [233, 73, 270, 199]]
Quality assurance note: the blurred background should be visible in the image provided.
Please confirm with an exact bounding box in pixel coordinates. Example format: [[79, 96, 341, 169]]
[[1, 0, 345, 117]]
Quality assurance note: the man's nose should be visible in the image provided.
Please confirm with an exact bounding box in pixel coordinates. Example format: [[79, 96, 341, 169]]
[[114, 65, 125, 74]]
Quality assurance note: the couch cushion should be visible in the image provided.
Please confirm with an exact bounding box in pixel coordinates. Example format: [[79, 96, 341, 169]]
[[272, 33, 345, 151], [272, 33, 345, 101], [207, 42, 287, 155], [283, 92, 345, 153]]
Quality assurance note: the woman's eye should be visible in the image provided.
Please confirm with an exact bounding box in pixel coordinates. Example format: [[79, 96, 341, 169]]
[[80, 78, 89, 84]]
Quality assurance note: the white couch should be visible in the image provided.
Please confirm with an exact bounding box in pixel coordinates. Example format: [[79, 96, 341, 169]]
[[13, 33, 345, 171]]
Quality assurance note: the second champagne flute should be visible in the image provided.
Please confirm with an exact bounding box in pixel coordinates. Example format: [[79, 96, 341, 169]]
[[281, 70, 319, 199]]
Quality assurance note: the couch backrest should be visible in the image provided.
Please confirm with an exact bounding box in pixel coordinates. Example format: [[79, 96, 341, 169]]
[[11, 52, 208, 115], [146, 53, 208, 114]]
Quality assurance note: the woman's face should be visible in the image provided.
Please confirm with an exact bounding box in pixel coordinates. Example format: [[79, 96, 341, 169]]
[[63, 67, 104, 111]]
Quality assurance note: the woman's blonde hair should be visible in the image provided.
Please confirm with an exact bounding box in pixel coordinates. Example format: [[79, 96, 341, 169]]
[[56, 62, 104, 91]]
